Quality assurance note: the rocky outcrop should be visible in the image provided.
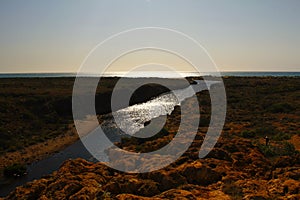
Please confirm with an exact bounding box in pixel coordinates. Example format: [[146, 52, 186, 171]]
[[3, 158, 223, 200], [5, 134, 300, 200]]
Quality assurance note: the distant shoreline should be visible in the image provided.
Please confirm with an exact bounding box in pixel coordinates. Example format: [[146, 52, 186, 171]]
[[0, 71, 300, 78]]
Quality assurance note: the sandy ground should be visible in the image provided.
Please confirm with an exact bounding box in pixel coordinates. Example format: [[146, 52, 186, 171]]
[[0, 124, 79, 173]]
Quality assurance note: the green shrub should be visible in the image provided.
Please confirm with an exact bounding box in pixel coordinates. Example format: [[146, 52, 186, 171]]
[[271, 132, 291, 141], [282, 142, 298, 156], [241, 130, 255, 138], [258, 145, 277, 157], [135, 145, 143, 152], [258, 142, 298, 158], [255, 125, 275, 136], [222, 180, 243, 199], [267, 103, 294, 113], [3, 163, 27, 177], [199, 117, 210, 127], [159, 127, 169, 136], [120, 137, 131, 144]]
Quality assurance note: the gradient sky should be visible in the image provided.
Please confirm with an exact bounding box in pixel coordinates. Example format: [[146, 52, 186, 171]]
[[0, 0, 299, 73]]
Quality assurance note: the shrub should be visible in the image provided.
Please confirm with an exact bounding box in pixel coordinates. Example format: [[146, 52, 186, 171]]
[[255, 125, 275, 136], [135, 145, 143, 152], [222, 180, 243, 199], [158, 127, 169, 136], [199, 117, 210, 127], [267, 103, 294, 113], [241, 130, 255, 138], [258, 145, 277, 157], [3, 163, 27, 177], [282, 142, 298, 156], [120, 137, 131, 144], [258, 142, 299, 158], [271, 132, 291, 141]]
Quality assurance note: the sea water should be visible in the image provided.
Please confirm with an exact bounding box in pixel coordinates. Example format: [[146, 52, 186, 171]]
[[0, 71, 299, 78]]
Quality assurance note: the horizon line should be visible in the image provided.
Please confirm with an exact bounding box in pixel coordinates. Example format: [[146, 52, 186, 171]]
[[1, 70, 300, 74]]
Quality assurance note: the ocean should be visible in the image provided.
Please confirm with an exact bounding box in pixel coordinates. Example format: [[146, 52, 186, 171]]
[[0, 71, 299, 78]]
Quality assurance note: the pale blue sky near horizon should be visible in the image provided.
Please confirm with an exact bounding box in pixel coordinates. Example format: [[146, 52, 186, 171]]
[[0, 0, 299, 73]]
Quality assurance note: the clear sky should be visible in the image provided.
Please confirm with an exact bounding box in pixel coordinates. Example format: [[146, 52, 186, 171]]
[[0, 0, 299, 73]]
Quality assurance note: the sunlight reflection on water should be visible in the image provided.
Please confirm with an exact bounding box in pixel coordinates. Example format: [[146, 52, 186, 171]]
[[101, 80, 219, 136]]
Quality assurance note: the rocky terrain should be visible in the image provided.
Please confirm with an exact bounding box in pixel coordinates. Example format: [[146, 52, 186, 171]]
[[1, 77, 300, 199], [3, 127, 300, 199]]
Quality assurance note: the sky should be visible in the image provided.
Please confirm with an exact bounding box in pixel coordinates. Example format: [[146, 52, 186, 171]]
[[0, 0, 299, 73]]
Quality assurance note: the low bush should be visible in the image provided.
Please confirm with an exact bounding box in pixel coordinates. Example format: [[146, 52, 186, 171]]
[[135, 145, 143, 152], [3, 163, 27, 177], [282, 142, 298, 156], [199, 117, 210, 127], [222, 180, 244, 199], [267, 103, 294, 113], [241, 130, 255, 138], [258, 142, 299, 158], [255, 125, 276, 136], [258, 144, 277, 157], [271, 132, 291, 141]]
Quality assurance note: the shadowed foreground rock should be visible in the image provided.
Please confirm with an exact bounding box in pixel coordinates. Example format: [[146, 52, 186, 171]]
[[4, 158, 228, 200], [4, 136, 300, 200]]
